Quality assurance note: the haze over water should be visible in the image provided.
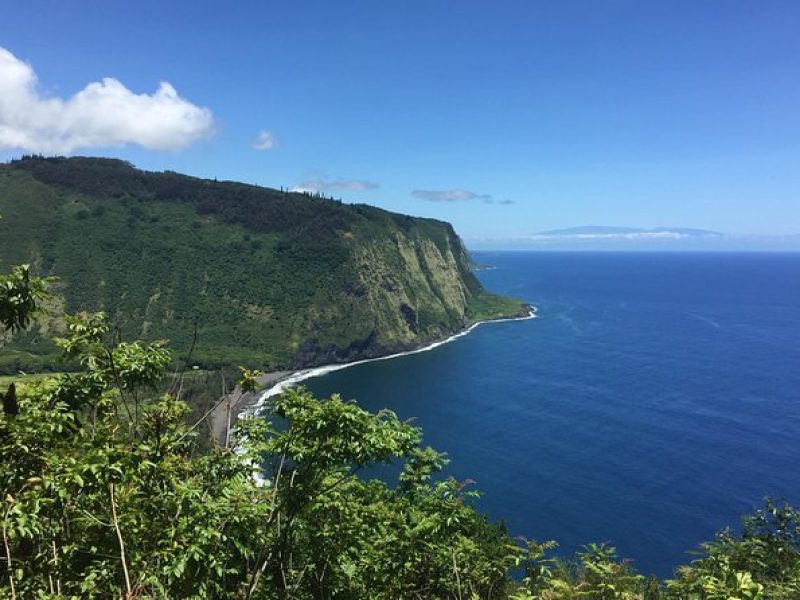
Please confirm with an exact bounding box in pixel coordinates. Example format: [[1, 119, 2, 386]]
[[305, 251, 800, 576]]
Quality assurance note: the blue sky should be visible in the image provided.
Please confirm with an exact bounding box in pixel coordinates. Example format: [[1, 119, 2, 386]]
[[2, 1, 799, 247]]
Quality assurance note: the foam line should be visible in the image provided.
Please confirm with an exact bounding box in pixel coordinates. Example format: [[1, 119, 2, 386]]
[[240, 307, 537, 419]]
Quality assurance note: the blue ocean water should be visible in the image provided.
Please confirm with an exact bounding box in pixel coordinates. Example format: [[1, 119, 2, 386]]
[[304, 252, 800, 576]]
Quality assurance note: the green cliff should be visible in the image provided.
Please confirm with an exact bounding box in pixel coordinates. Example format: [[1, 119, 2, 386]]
[[0, 156, 527, 372]]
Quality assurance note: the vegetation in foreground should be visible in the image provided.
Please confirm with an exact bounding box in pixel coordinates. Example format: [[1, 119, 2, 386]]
[[3, 263, 800, 598]]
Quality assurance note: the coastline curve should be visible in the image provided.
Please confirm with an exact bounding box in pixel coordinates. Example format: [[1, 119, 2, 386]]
[[240, 307, 538, 420]]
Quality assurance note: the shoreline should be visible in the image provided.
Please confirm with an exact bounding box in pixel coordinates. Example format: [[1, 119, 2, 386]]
[[236, 307, 538, 423], [208, 369, 292, 445]]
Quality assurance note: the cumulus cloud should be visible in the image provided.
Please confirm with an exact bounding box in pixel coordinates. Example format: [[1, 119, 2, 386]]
[[412, 188, 492, 202], [252, 130, 278, 150], [0, 47, 214, 154], [291, 177, 378, 194]]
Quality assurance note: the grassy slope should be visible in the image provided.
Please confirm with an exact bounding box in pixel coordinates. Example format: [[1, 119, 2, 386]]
[[0, 157, 527, 373]]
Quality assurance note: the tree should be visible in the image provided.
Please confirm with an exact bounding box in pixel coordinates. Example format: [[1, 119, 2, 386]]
[[0, 263, 51, 334], [1, 305, 518, 597]]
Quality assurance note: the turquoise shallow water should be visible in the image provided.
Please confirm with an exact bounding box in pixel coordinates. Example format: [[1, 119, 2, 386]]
[[303, 251, 800, 576]]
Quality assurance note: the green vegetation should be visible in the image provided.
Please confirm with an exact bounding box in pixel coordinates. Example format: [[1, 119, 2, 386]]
[[465, 291, 531, 322], [0, 371, 63, 388], [3, 260, 800, 599], [1, 300, 519, 597], [0, 156, 528, 374]]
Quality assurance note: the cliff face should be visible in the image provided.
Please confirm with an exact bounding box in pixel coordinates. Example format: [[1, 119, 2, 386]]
[[0, 156, 526, 372], [293, 230, 474, 367]]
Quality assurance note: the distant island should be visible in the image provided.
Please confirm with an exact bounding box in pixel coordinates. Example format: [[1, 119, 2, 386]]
[[535, 226, 724, 238], [467, 225, 800, 251]]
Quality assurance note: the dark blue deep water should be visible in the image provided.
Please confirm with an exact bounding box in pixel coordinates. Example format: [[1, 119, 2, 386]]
[[304, 252, 800, 576]]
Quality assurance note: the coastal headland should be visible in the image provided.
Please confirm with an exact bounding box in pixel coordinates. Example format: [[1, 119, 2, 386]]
[[0, 156, 528, 376]]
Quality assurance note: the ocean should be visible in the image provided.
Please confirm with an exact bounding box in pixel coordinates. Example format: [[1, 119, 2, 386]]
[[299, 251, 800, 576]]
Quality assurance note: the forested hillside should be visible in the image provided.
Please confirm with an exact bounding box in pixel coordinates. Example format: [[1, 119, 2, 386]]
[[0, 156, 526, 373]]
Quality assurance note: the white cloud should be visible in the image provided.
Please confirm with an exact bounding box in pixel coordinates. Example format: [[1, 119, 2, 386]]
[[412, 188, 491, 202], [252, 129, 278, 150], [0, 47, 215, 154], [291, 177, 378, 194]]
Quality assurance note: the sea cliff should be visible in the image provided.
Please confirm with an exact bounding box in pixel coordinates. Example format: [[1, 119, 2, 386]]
[[0, 156, 527, 373]]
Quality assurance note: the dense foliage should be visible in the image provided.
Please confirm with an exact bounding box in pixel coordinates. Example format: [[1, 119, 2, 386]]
[[3, 264, 800, 599], [1, 312, 520, 598], [0, 264, 51, 334], [0, 156, 525, 374]]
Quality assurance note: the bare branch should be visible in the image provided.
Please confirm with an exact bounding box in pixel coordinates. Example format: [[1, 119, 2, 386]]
[[109, 483, 133, 598]]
